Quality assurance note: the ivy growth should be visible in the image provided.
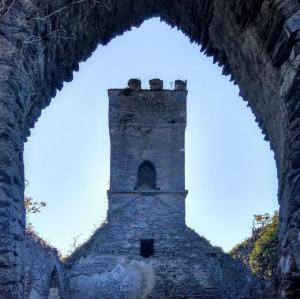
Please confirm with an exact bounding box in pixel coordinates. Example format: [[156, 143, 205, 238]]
[[230, 211, 279, 279]]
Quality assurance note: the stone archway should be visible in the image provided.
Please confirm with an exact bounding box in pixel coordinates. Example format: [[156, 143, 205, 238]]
[[1, 0, 300, 297]]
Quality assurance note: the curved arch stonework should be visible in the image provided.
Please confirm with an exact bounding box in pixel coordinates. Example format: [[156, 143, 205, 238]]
[[1, 0, 300, 297]]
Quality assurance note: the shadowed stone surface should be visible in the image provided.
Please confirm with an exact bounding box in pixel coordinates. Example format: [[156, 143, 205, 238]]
[[1, 0, 300, 297]]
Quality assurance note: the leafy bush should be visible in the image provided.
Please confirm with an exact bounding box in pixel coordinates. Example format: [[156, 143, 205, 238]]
[[249, 211, 279, 278], [230, 211, 279, 279]]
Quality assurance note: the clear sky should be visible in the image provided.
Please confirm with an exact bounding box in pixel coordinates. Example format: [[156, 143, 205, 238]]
[[24, 18, 278, 255]]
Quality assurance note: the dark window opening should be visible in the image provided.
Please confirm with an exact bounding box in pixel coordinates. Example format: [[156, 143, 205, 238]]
[[136, 160, 156, 189], [140, 239, 154, 258]]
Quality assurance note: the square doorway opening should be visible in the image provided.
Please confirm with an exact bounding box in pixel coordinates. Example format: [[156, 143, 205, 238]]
[[140, 239, 154, 258]]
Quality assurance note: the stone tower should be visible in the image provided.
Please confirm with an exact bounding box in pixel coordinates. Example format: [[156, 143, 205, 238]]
[[107, 78, 187, 228], [66, 79, 261, 299]]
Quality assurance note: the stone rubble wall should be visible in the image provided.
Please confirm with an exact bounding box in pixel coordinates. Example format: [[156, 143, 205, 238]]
[[24, 232, 65, 299], [66, 195, 262, 299]]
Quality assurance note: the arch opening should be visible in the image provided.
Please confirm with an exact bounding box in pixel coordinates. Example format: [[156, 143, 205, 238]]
[[48, 268, 61, 299], [24, 18, 278, 255], [0, 0, 299, 297], [136, 161, 157, 190]]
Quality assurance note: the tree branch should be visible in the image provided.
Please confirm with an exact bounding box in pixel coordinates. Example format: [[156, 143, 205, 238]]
[[35, 0, 111, 22]]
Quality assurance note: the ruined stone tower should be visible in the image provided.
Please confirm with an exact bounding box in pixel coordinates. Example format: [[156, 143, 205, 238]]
[[107, 78, 187, 229], [66, 79, 261, 299]]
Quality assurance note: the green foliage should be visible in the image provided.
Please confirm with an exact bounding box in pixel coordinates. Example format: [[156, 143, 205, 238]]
[[229, 211, 279, 279], [249, 211, 279, 278], [252, 213, 271, 232]]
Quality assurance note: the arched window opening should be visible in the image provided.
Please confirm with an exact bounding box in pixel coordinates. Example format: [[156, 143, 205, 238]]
[[48, 268, 60, 299], [136, 161, 156, 190]]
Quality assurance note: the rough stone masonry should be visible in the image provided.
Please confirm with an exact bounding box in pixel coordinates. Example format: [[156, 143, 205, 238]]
[[2, 0, 300, 297], [64, 79, 262, 299]]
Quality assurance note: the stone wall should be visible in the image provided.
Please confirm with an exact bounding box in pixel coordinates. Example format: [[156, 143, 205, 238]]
[[66, 196, 261, 299], [24, 231, 65, 299]]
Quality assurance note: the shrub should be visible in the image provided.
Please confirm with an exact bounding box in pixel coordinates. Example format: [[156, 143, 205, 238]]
[[249, 211, 279, 278]]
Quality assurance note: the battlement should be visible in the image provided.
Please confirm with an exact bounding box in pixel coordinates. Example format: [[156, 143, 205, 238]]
[[110, 78, 187, 91], [108, 79, 187, 126]]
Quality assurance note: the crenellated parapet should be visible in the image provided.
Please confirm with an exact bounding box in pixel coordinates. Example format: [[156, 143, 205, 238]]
[[127, 78, 187, 91]]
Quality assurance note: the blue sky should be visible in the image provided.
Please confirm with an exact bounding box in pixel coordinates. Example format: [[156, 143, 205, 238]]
[[24, 18, 278, 255]]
